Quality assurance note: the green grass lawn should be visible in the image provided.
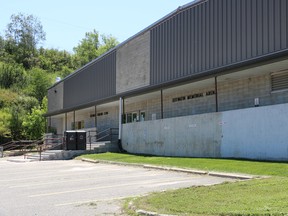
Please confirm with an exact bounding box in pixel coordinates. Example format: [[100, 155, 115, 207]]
[[80, 152, 288, 177], [79, 153, 288, 215]]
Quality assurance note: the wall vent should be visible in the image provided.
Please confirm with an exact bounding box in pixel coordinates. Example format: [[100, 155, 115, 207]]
[[271, 70, 288, 92]]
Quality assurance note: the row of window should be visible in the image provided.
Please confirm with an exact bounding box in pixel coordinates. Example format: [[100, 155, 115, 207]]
[[123, 111, 146, 123]]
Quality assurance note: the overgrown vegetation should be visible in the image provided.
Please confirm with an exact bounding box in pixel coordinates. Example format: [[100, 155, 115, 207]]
[[80, 153, 288, 215], [0, 13, 119, 143]]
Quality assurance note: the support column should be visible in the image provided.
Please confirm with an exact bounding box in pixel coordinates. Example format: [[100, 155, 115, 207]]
[[45, 117, 49, 133], [65, 113, 67, 131], [118, 97, 123, 140], [94, 105, 97, 128], [160, 89, 163, 119], [215, 76, 219, 112], [73, 111, 76, 130]]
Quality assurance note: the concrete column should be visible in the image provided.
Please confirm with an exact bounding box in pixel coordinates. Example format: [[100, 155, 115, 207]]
[[118, 97, 123, 140], [73, 111, 76, 130], [65, 113, 67, 131], [94, 106, 97, 128]]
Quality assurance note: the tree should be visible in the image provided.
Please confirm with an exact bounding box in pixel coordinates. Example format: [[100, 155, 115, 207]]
[[0, 62, 26, 89], [5, 13, 46, 69], [73, 29, 119, 67], [25, 68, 52, 102], [0, 108, 11, 139], [0, 35, 5, 56], [22, 107, 45, 140], [9, 105, 25, 140], [37, 47, 75, 73]]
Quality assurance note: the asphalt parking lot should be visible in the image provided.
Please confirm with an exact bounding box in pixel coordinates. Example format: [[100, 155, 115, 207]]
[[0, 158, 235, 216]]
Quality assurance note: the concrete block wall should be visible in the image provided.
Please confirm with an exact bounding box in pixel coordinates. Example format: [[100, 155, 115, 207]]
[[96, 106, 119, 132], [48, 82, 63, 113], [64, 106, 119, 132], [163, 86, 216, 118], [50, 117, 64, 135], [124, 94, 162, 121], [122, 103, 288, 161], [218, 74, 288, 111], [116, 31, 150, 94]]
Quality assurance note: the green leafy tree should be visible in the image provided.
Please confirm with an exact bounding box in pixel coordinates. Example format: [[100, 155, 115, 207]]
[[73, 29, 119, 67], [97, 34, 119, 56], [22, 97, 47, 140], [37, 48, 75, 73], [0, 88, 19, 108], [9, 105, 25, 140], [59, 66, 73, 79], [0, 62, 26, 89], [5, 13, 46, 69], [0, 108, 11, 139], [25, 68, 52, 102], [0, 35, 5, 56]]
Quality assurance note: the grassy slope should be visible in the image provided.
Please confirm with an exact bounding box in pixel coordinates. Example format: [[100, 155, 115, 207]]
[[80, 153, 288, 215]]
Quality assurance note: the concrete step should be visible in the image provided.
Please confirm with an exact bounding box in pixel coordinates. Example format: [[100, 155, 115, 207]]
[[24, 141, 119, 161]]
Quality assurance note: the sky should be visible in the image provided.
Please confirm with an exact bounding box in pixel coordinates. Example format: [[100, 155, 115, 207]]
[[0, 0, 193, 53]]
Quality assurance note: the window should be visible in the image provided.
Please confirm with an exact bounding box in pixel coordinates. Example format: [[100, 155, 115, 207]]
[[140, 111, 145, 122], [271, 71, 288, 92], [71, 120, 84, 129], [132, 113, 138, 122], [126, 113, 132, 123], [124, 111, 145, 123]]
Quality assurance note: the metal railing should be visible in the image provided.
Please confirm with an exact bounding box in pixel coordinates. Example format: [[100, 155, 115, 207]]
[[87, 128, 118, 150], [0, 140, 38, 157], [0, 134, 64, 160]]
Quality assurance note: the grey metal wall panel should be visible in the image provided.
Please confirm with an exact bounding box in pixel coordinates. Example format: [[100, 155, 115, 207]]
[[150, 0, 288, 85], [63, 51, 116, 109]]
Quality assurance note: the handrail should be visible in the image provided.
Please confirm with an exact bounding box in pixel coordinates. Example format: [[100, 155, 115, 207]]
[[24, 136, 64, 160], [87, 128, 119, 150]]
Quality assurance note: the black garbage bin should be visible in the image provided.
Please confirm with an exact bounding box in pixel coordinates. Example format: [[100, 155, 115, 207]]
[[64, 130, 77, 150], [76, 130, 86, 150]]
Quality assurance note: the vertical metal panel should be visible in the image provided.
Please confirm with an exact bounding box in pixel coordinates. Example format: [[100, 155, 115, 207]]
[[280, 0, 287, 49], [150, 0, 288, 85], [63, 51, 116, 109]]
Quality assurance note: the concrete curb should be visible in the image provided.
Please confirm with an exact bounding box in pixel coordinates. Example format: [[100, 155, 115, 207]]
[[136, 209, 176, 216], [7, 158, 34, 163], [81, 158, 256, 180], [81, 158, 259, 216]]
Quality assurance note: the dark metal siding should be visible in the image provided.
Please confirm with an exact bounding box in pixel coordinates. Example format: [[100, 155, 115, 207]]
[[150, 0, 288, 85], [63, 51, 116, 109]]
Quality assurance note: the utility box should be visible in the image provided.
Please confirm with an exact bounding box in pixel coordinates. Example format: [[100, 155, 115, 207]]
[[76, 130, 86, 150], [64, 131, 77, 150]]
